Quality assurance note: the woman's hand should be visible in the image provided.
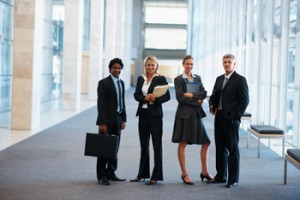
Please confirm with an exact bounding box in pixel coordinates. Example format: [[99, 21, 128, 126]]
[[184, 92, 193, 98], [145, 94, 156, 102], [197, 99, 203, 105]]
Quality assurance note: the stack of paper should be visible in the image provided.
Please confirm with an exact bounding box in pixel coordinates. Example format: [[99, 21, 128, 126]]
[[152, 85, 169, 97]]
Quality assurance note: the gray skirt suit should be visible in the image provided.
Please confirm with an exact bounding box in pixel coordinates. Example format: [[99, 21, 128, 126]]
[[172, 74, 210, 145]]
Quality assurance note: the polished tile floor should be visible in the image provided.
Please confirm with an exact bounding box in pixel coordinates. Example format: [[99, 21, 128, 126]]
[[0, 95, 96, 151]]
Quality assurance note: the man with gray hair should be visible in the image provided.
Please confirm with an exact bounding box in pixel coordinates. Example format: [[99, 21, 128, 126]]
[[208, 54, 249, 188]]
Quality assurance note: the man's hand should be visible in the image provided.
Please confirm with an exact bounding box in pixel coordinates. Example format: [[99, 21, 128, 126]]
[[99, 125, 108, 134], [121, 121, 126, 130], [210, 105, 217, 115]]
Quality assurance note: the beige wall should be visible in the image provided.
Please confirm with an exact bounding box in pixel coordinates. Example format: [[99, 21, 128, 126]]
[[81, 52, 89, 94]]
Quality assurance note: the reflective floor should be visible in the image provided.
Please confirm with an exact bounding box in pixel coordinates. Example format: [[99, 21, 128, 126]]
[[0, 95, 96, 151]]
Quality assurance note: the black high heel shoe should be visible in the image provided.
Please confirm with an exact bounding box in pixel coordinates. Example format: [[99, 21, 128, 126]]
[[200, 173, 213, 181], [181, 175, 194, 185], [130, 177, 145, 182], [146, 180, 157, 185]]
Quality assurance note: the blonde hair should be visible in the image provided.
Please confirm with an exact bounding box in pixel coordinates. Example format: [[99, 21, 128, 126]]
[[143, 55, 159, 75]]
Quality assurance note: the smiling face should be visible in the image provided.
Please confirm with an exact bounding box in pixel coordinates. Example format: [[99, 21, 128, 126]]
[[145, 59, 158, 76], [110, 63, 122, 78], [183, 58, 193, 74]]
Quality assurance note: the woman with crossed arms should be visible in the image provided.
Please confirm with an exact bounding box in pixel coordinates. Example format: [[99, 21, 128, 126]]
[[172, 55, 212, 185]]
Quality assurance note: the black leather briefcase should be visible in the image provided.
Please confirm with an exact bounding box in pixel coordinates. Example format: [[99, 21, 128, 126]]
[[84, 133, 119, 158]]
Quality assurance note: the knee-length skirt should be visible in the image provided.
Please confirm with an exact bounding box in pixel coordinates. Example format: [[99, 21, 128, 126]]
[[172, 112, 210, 145]]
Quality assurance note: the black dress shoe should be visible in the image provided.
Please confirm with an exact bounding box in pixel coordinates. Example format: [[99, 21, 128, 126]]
[[146, 180, 157, 185], [98, 177, 110, 185], [226, 182, 238, 188], [109, 174, 126, 181], [130, 177, 145, 182], [207, 178, 226, 184]]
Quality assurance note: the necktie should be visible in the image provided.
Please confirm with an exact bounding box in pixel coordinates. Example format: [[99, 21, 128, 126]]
[[218, 77, 228, 110], [222, 77, 228, 89], [117, 80, 122, 113]]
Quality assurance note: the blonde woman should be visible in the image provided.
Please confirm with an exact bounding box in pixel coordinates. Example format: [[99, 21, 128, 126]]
[[130, 55, 170, 185]]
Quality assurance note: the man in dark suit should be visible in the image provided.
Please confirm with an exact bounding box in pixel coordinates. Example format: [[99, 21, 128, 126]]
[[96, 58, 127, 185], [208, 54, 249, 188]]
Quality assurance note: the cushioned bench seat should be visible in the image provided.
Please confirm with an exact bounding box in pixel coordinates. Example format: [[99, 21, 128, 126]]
[[242, 112, 252, 118], [247, 125, 285, 158], [287, 149, 300, 163], [284, 149, 300, 184], [250, 125, 283, 134]]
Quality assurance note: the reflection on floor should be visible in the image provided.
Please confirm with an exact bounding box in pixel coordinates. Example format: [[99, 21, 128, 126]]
[[0, 95, 96, 151]]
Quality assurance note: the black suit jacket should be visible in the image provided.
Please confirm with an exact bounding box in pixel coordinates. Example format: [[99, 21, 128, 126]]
[[134, 75, 170, 118], [209, 71, 249, 121], [174, 74, 207, 119], [96, 75, 127, 127]]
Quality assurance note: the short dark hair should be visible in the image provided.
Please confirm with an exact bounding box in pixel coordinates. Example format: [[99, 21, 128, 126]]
[[108, 58, 124, 69]]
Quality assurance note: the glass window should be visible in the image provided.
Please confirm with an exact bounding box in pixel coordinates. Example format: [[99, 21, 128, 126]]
[[82, 0, 90, 51], [0, 1, 13, 127], [142, 2, 187, 86], [40, 0, 64, 113], [145, 28, 187, 49], [145, 5, 187, 24], [286, 0, 298, 145]]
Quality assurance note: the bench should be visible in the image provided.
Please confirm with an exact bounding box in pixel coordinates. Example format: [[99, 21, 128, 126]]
[[241, 112, 252, 148], [247, 125, 285, 158], [284, 149, 300, 184]]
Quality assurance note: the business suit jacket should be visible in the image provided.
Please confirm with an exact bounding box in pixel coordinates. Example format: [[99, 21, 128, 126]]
[[209, 71, 249, 183], [96, 75, 127, 127], [134, 75, 170, 118], [174, 74, 207, 120], [96, 75, 126, 179], [133, 75, 170, 180], [209, 71, 249, 121]]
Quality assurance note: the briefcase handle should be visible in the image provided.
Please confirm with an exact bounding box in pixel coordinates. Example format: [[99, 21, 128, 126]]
[[100, 132, 117, 137]]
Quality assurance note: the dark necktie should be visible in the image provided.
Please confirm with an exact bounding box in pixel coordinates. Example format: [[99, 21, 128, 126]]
[[117, 80, 122, 113], [218, 77, 228, 110]]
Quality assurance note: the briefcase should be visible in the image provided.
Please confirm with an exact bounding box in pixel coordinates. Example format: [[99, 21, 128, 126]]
[[84, 133, 119, 158]]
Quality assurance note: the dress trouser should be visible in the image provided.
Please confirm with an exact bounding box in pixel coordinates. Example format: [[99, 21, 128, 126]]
[[214, 111, 240, 184], [97, 114, 122, 179], [137, 109, 163, 180]]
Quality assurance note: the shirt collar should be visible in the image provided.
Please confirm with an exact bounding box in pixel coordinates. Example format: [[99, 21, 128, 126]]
[[110, 74, 120, 82], [225, 71, 234, 79], [182, 72, 196, 79], [142, 73, 159, 80]]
